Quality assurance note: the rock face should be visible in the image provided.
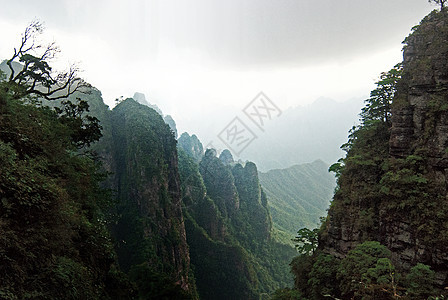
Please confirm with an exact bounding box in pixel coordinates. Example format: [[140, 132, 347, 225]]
[[164, 114, 178, 139], [180, 143, 296, 299], [200, 148, 240, 216], [178, 132, 204, 162], [322, 10, 448, 286], [132, 92, 163, 115], [390, 10, 448, 166], [388, 10, 448, 282], [219, 149, 234, 165], [108, 99, 193, 291]]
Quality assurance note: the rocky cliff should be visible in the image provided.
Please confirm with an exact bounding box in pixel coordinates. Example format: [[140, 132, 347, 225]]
[[179, 144, 296, 299], [107, 99, 194, 296], [321, 9, 448, 287]]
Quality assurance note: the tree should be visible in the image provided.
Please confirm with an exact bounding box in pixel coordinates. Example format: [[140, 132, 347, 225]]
[[0, 20, 101, 151], [54, 98, 103, 149], [293, 228, 319, 255], [0, 22, 134, 299], [360, 63, 402, 125], [406, 263, 436, 299], [429, 0, 447, 10], [2, 20, 90, 101], [337, 241, 392, 298]]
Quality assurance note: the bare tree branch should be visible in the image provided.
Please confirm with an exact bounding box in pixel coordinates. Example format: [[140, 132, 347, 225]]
[[4, 20, 90, 101]]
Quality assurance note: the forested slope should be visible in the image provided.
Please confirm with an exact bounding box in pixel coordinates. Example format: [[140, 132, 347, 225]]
[[259, 160, 335, 244]]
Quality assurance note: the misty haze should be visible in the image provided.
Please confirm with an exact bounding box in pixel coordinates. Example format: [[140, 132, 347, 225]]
[[1, 1, 447, 299]]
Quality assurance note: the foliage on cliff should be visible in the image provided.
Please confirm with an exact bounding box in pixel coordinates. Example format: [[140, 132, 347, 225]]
[[179, 146, 296, 299], [0, 68, 132, 299], [279, 9, 448, 300], [106, 99, 196, 299]]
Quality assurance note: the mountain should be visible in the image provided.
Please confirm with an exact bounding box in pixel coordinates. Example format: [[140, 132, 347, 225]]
[[36, 92, 196, 298], [239, 97, 364, 171], [0, 68, 134, 299], [107, 99, 194, 297], [259, 160, 336, 244], [132, 92, 178, 138], [283, 9, 448, 299], [322, 8, 448, 281], [178, 134, 297, 299], [178, 132, 204, 162], [86, 95, 298, 298], [132, 92, 163, 115]]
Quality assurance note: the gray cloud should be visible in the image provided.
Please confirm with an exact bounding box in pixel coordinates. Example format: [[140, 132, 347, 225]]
[[0, 0, 433, 69]]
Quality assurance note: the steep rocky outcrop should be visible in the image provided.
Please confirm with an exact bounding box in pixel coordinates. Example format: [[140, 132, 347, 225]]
[[178, 132, 204, 162], [219, 149, 234, 165], [387, 10, 448, 282], [164, 114, 178, 139], [199, 149, 240, 217], [321, 10, 448, 287], [107, 99, 194, 294], [132, 92, 163, 115], [180, 145, 296, 299]]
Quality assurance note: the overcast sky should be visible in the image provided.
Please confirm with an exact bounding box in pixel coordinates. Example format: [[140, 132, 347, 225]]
[[0, 0, 435, 144]]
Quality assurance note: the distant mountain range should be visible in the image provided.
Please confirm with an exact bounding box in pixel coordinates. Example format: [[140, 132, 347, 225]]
[[259, 160, 336, 244], [239, 97, 364, 171]]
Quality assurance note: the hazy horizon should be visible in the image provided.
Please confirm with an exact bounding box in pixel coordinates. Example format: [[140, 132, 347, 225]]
[[0, 0, 436, 168]]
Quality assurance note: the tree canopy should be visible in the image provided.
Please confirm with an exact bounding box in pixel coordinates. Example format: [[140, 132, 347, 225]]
[[360, 63, 402, 125]]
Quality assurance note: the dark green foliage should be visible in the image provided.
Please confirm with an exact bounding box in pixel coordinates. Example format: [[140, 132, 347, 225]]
[[0, 70, 131, 299], [405, 263, 436, 299], [179, 144, 296, 299], [199, 149, 239, 218], [293, 228, 319, 255], [327, 120, 390, 242], [290, 255, 314, 296], [163, 115, 178, 139], [180, 148, 257, 299], [378, 155, 448, 246], [271, 288, 305, 300], [231, 162, 272, 248], [337, 241, 392, 298], [108, 99, 193, 296], [288, 241, 443, 299], [307, 254, 339, 299], [53, 98, 102, 149], [360, 64, 402, 125], [185, 214, 259, 300], [129, 263, 192, 300]]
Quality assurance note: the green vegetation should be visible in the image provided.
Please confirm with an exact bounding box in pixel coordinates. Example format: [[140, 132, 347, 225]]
[[289, 241, 441, 299], [293, 228, 319, 256], [259, 160, 335, 245], [281, 10, 448, 299], [360, 63, 402, 125], [107, 99, 196, 299], [178, 132, 204, 162], [179, 146, 297, 299], [0, 24, 132, 298]]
